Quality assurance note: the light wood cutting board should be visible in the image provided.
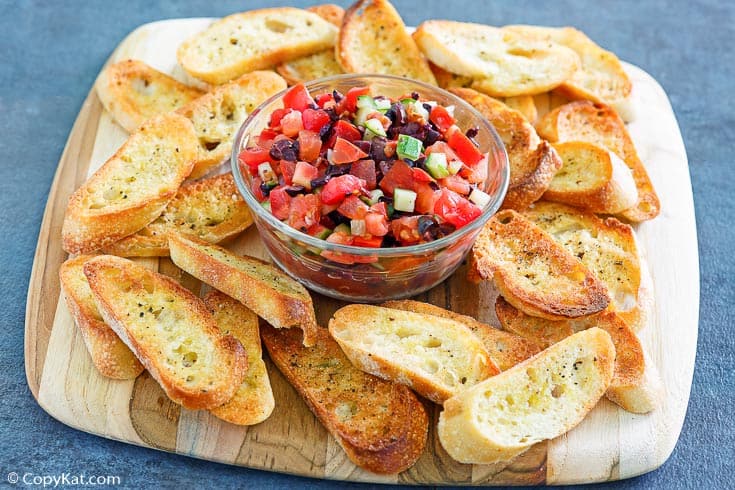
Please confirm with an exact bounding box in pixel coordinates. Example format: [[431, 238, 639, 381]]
[[24, 18, 698, 485]]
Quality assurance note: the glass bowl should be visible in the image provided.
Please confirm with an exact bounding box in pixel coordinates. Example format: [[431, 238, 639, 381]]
[[231, 74, 508, 302]]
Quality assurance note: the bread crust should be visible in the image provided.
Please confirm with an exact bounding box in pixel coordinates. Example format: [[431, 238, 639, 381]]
[[167, 232, 319, 347], [83, 255, 247, 410], [62, 113, 198, 254], [59, 255, 144, 379], [306, 3, 345, 26]]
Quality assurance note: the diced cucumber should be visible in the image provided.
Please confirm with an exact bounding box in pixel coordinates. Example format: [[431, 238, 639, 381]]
[[396, 134, 423, 161], [350, 219, 366, 236], [425, 152, 450, 179], [333, 223, 351, 235], [261, 201, 271, 212], [356, 95, 376, 109], [374, 97, 391, 111], [366, 189, 384, 205], [469, 187, 492, 208], [400, 97, 416, 106], [393, 188, 417, 213], [448, 160, 464, 175], [369, 261, 386, 271], [314, 228, 333, 240], [364, 118, 386, 138], [409, 101, 429, 120], [257, 162, 277, 185], [354, 106, 373, 126]]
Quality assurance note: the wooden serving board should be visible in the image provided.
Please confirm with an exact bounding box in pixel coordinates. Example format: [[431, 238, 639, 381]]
[[25, 18, 698, 485]]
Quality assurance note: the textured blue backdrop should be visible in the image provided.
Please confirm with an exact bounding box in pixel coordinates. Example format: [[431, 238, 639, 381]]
[[2, 1, 733, 488]]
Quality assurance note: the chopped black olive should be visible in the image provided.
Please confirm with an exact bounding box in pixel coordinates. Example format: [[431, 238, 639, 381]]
[[283, 185, 306, 197], [269, 139, 299, 161]]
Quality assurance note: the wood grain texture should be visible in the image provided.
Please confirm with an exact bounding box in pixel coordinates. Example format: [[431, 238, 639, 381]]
[[24, 18, 697, 485]]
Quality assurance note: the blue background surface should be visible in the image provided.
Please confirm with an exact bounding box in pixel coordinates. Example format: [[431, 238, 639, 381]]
[[2, 1, 733, 488]]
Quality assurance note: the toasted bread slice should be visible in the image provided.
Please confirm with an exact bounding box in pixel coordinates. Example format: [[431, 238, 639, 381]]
[[504, 26, 632, 107], [62, 113, 198, 254], [94, 59, 204, 132], [437, 327, 615, 464], [329, 305, 498, 404], [203, 291, 274, 425], [523, 201, 647, 332], [544, 141, 638, 214], [495, 297, 661, 413], [262, 324, 427, 474], [102, 173, 252, 257], [276, 50, 344, 85], [430, 62, 474, 89], [449, 88, 561, 210], [503, 95, 538, 124], [59, 255, 144, 379], [536, 100, 660, 222], [177, 71, 287, 178], [167, 232, 319, 347], [414, 21, 579, 96], [381, 300, 540, 371], [337, 0, 437, 84], [177, 8, 337, 85], [472, 210, 610, 320], [83, 255, 247, 409], [307, 3, 345, 26]]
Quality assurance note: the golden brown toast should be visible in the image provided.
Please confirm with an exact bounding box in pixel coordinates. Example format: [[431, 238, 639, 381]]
[[437, 328, 615, 464], [167, 232, 319, 347], [472, 210, 610, 320], [94, 59, 203, 132], [536, 100, 660, 222], [59, 255, 144, 379], [307, 3, 345, 26], [276, 50, 344, 85], [177, 8, 338, 85], [204, 291, 274, 425], [328, 305, 499, 404], [381, 300, 540, 371], [62, 113, 198, 254], [337, 0, 437, 84], [262, 324, 428, 474], [102, 173, 252, 257], [83, 255, 247, 410], [449, 88, 561, 210]]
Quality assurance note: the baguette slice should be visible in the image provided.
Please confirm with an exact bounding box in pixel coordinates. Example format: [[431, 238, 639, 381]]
[[262, 324, 427, 474], [495, 297, 661, 413], [536, 100, 660, 222], [449, 88, 561, 210], [306, 3, 345, 26], [59, 255, 144, 379], [204, 291, 274, 425], [438, 328, 615, 464], [382, 300, 540, 371], [167, 232, 319, 347], [504, 26, 632, 108], [473, 210, 610, 319], [276, 50, 344, 85], [503, 95, 538, 124], [94, 59, 204, 132], [83, 255, 247, 409], [177, 8, 337, 85], [337, 0, 437, 85], [544, 141, 638, 213], [523, 201, 647, 332], [177, 71, 287, 178], [102, 173, 252, 257], [329, 305, 499, 404], [414, 21, 579, 96], [62, 113, 198, 254]]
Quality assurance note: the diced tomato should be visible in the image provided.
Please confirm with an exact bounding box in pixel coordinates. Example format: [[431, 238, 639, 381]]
[[429, 105, 456, 133], [434, 189, 482, 228], [279, 160, 296, 185], [350, 159, 377, 189], [331, 137, 368, 164], [320, 201, 339, 215], [322, 234, 378, 264], [269, 108, 290, 127], [292, 161, 319, 189], [379, 160, 415, 194], [447, 126, 483, 166], [315, 93, 335, 108], [459, 153, 488, 184], [425, 140, 460, 162], [251, 177, 267, 201], [415, 182, 441, 214], [391, 216, 422, 244], [333, 120, 362, 142], [365, 212, 390, 236], [320, 174, 367, 204], [283, 83, 315, 112], [307, 223, 331, 238], [326, 231, 353, 245], [302, 108, 331, 133], [384, 140, 397, 158], [337, 195, 369, 219], [298, 130, 322, 162], [337, 86, 370, 114], [439, 174, 471, 195], [239, 147, 271, 172], [256, 128, 279, 149], [369, 201, 388, 217], [288, 194, 321, 231], [280, 110, 304, 138], [353, 235, 383, 247], [411, 167, 435, 183], [269, 187, 292, 220]]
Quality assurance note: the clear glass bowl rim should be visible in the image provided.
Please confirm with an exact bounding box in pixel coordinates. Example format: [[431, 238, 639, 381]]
[[231, 73, 509, 258]]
